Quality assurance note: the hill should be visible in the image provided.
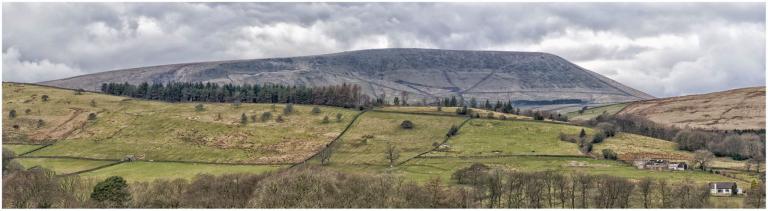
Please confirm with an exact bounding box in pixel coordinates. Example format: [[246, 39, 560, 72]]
[[40, 48, 653, 105], [617, 87, 765, 131], [4, 83, 759, 208]]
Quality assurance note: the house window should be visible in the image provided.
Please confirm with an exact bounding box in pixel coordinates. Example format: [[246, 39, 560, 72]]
[[718, 189, 723, 193]]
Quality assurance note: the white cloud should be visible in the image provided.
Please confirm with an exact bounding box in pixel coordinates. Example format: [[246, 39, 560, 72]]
[[3, 47, 85, 82], [1, 2, 764, 97]]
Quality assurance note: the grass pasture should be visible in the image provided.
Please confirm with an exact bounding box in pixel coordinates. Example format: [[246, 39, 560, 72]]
[[15, 158, 116, 175], [328, 111, 467, 165], [594, 132, 694, 161], [396, 156, 750, 187], [3, 144, 45, 155], [80, 161, 287, 182], [375, 106, 531, 120], [5, 83, 360, 164], [425, 119, 586, 157]]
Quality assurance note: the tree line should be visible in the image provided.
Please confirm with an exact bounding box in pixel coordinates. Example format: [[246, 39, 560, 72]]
[[100, 82, 363, 108], [582, 113, 765, 170], [4, 158, 765, 208]]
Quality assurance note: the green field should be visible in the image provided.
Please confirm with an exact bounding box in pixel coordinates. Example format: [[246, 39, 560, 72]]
[[425, 119, 587, 157], [3, 144, 45, 154], [80, 161, 287, 182], [15, 158, 116, 174], [3, 83, 758, 208], [5, 83, 359, 164], [376, 106, 531, 120], [566, 103, 628, 121], [328, 111, 467, 165]]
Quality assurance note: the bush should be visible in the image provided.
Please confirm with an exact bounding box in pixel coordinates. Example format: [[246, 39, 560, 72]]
[[36, 119, 45, 128], [9, 109, 16, 119], [88, 113, 97, 121], [283, 104, 294, 115], [311, 107, 321, 115], [275, 115, 284, 123], [41, 95, 49, 102], [499, 115, 507, 120], [261, 112, 272, 122], [400, 120, 414, 129], [195, 104, 204, 112], [446, 125, 459, 137], [24, 109, 32, 114], [602, 149, 618, 160], [335, 113, 342, 122], [596, 122, 617, 137], [592, 130, 606, 143], [241, 113, 248, 125], [452, 163, 491, 185], [486, 112, 494, 119], [322, 116, 330, 124], [91, 176, 131, 207]]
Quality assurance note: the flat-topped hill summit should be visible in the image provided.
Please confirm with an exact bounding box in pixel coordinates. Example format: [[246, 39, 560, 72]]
[[41, 48, 654, 104]]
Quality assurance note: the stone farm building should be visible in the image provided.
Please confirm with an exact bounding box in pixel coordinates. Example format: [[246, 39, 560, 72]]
[[633, 159, 688, 171]]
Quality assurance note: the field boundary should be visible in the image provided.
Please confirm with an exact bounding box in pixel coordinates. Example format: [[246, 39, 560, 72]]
[[396, 117, 473, 166], [17, 144, 53, 156], [15, 155, 294, 165], [412, 154, 590, 160], [57, 161, 127, 177], [291, 109, 369, 168], [3, 142, 48, 145]]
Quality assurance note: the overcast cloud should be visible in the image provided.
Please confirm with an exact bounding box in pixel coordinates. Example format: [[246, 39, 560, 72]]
[[2, 2, 765, 97]]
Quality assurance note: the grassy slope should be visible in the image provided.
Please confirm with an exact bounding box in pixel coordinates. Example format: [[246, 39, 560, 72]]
[[3, 145, 45, 154], [566, 103, 628, 121], [4, 83, 359, 164], [328, 111, 467, 165], [426, 119, 586, 157], [376, 106, 531, 120], [80, 162, 286, 182], [15, 158, 115, 174]]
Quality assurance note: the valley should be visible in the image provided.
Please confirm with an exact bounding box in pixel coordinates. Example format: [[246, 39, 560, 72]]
[[3, 82, 763, 208]]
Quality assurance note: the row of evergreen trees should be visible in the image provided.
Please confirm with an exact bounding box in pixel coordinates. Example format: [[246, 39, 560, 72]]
[[100, 82, 362, 108]]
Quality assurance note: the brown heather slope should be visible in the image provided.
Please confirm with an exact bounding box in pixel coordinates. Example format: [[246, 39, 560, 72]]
[[617, 87, 765, 131]]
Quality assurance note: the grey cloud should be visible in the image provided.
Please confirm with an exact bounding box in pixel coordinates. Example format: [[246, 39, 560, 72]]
[[2, 2, 765, 97]]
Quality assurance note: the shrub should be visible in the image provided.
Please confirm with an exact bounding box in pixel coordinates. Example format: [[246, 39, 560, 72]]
[[335, 113, 342, 122], [486, 112, 494, 119], [36, 119, 44, 128], [261, 112, 272, 122], [602, 149, 618, 160], [322, 116, 330, 124], [90, 99, 97, 107], [596, 122, 617, 137], [283, 104, 294, 115], [499, 115, 507, 120], [24, 109, 31, 114], [88, 113, 97, 121], [311, 107, 321, 115], [437, 105, 442, 112], [446, 125, 459, 137], [9, 109, 16, 119], [195, 104, 204, 112], [452, 163, 491, 185], [241, 113, 248, 125], [400, 120, 414, 129], [74, 89, 84, 95], [275, 115, 284, 123], [592, 130, 606, 143], [91, 176, 131, 207], [41, 95, 49, 102]]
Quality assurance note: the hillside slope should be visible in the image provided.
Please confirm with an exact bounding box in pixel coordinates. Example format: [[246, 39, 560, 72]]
[[40, 48, 653, 104], [617, 87, 765, 130]]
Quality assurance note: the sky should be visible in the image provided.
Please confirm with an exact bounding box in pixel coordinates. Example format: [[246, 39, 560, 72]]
[[2, 2, 765, 97]]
